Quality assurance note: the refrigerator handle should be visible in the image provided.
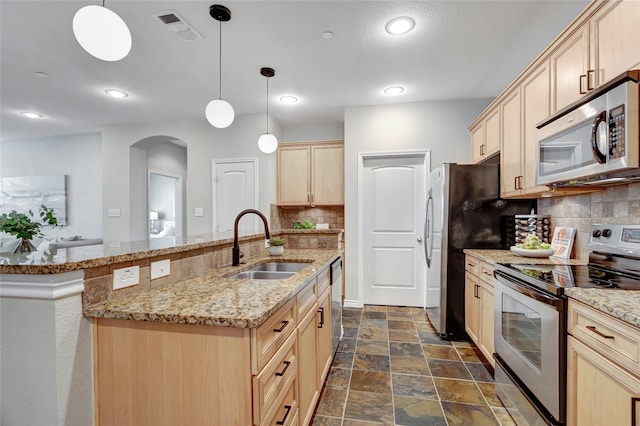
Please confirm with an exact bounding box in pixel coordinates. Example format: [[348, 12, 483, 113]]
[[425, 194, 433, 267]]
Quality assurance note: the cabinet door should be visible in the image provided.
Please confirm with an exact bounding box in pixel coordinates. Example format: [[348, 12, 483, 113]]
[[501, 88, 523, 197], [484, 108, 500, 156], [297, 303, 319, 426], [470, 123, 484, 163], [316, 288, 333, 385], [311, 144, 344, 205], [550, 23, 589, 112], [521, 63, 551, 195], [592, 0, 640, 87], [567, 335, 640, 426], [478, 281, 495, 367], [464, 271, 480, 345], [278, 146, 310, 205]]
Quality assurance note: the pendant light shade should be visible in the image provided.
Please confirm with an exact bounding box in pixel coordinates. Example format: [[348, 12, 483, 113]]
[[206, 5, 234, 128], [258, 67, 278, 154], [73, 4, 132, 62]]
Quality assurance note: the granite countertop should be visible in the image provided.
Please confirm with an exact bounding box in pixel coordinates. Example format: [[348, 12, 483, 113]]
[[463, 249, 587, 266], [464, 250, 639, 328], [84, 249, 340, 328], [565, 288, 640, 328]]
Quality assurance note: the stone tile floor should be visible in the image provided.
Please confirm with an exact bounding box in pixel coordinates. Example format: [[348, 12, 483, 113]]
[[310, 305, 516, 426]]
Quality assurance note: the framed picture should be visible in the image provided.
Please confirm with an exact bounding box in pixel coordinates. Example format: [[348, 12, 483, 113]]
[[0, 175, 67, 225]]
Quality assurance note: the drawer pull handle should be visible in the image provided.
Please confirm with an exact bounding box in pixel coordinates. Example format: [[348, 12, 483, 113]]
[[318, 307, 325, 328], [275, 360, 291, 377], [273, 321, 289, 333], [276, 405, 292, 425], [586, 325, 614, 339]]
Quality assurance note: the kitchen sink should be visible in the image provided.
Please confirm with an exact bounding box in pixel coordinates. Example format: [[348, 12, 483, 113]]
[[228, 270, 295, 280], [228, 262, 310, 280]]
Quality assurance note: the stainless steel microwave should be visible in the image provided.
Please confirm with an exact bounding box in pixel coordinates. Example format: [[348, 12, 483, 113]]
[[536, 70, 639, 187]]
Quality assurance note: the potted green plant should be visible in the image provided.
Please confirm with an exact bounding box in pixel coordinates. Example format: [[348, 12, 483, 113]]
[[0, 205, 59, 253], [268, 237, 285, 256]]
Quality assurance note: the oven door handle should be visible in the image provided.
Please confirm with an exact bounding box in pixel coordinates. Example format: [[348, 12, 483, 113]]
[[494, 270, 562, 307]]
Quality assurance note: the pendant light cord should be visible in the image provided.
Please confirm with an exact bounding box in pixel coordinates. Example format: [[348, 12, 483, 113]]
[[266, 76, 270, 133], [218, 21, 222, 100]]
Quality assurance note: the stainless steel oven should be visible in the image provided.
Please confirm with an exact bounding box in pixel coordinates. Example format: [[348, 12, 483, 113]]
[[493, 269, 566, 425], [494, 223, 640, 425]]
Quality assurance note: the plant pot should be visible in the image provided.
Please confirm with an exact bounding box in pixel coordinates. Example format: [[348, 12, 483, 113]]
[[268, 245, 284, 256], [13, 238, 37, 254]]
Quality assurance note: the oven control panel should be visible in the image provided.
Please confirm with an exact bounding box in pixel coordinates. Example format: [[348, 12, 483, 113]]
[[589, 224, 640, 256]]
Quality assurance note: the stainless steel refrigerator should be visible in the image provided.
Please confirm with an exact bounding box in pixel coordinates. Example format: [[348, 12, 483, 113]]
[[425, 163, 535, 340]]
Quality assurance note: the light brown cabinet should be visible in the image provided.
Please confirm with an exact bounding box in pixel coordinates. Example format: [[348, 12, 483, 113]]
[[464, 255, 495, 366], [93, 260, 339, 426], [566, 299, 640, 426], [470, 107, 500, 163], [550, 0, 640, 113], [501, 64, 551, 197], [277, 141, 344, 206]]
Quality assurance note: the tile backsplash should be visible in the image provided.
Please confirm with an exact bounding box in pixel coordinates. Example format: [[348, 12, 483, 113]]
[[538, 182, 640, 260], [271, 204, 344, 231]]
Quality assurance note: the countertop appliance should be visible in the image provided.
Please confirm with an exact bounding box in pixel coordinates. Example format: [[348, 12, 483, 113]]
[[425, 163, 535, 340], [330, 257, 343, 357], [536, 69, 639, 187], [493, 223, 640, 425]]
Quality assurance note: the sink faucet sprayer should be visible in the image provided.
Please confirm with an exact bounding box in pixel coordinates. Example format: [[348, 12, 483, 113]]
[[233, 209, 270, 266]]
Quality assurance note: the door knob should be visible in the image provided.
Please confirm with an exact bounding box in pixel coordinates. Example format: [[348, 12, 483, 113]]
[[417, 237, 423, 243]]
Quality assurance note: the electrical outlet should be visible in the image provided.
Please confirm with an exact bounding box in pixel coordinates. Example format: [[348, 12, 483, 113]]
[[150, 259, 171, 280], [113, 266, 140, 290]]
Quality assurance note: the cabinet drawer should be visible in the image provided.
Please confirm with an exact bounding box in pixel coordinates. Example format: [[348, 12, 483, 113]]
[[465, 256, 480, 275], [568, 300, 640, 374], [261, 377, 298, 426], [253, 332, 297, 425], [252, 298, 297, 374], [317, 266, 330, 296], [479, 260, 495, 287], [296, 279, 317, 320]]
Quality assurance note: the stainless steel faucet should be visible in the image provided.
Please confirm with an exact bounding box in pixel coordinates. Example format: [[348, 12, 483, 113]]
[[232, 209, 271, 266]]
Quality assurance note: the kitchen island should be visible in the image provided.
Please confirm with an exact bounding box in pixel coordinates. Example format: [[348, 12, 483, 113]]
[[0, 229, 342, 426]]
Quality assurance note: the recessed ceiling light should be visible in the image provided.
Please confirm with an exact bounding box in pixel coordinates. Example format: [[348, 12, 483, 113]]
[[21, 111, 44, 119], [35, 71, 49, 78], [280, 96, 298, 104], [384, 86, 405, 96], [385, 17, 415, 35], [105, 89, 129, 98], [321, 31, 334, 39]]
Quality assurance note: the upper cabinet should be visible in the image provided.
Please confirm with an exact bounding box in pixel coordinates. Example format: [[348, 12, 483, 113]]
[[277, 140, 344, 206], [470, 107, 500, 163], [550, 0, 640, 113], [471, 0, 640, 198]]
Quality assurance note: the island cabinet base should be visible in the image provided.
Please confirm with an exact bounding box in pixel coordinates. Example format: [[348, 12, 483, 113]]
[[93, 318, 253, 426]]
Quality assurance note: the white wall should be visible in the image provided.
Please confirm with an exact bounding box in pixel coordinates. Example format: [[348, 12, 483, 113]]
[[343, 98, 492, 305], [282, 122, 344, 142], [102, 115, 281, 244], [0, 133, 103, 239]]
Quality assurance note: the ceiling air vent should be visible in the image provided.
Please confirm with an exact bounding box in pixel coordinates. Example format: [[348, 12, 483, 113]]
[[153, 10, 202, 41]]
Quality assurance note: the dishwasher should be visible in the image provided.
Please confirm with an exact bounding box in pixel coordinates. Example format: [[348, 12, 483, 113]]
[[330, 257, 343, 356]]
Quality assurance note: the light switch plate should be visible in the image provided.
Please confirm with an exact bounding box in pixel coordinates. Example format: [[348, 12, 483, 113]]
[[151, 259, 171, 280], [113, 265, 139, 290], [194, 207, 204, 217], [107, 208, 121, 217]]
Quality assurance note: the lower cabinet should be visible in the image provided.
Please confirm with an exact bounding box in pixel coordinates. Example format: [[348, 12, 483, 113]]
[[566, 299, 640, 426], [464, 255, 495, 366], [93, 262, 337, 426]]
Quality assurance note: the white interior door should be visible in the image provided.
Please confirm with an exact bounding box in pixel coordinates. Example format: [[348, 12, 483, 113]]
[[361, 152, 428, 307], [213, 159, 258, 234]]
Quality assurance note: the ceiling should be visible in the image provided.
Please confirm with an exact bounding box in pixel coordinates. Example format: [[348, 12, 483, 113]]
[[0, 0, 590, 141]]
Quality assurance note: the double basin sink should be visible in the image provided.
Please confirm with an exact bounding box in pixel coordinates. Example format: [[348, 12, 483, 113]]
[[229, 262, 310, 280]]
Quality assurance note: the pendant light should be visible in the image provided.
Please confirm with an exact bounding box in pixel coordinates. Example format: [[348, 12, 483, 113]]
[[205, 4, 235, 128], [72, 1, 132, 62], [258, 67, 278, 154]]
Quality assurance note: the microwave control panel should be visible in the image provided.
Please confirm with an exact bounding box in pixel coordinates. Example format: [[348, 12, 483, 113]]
[[609, 104, 625, 159]]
